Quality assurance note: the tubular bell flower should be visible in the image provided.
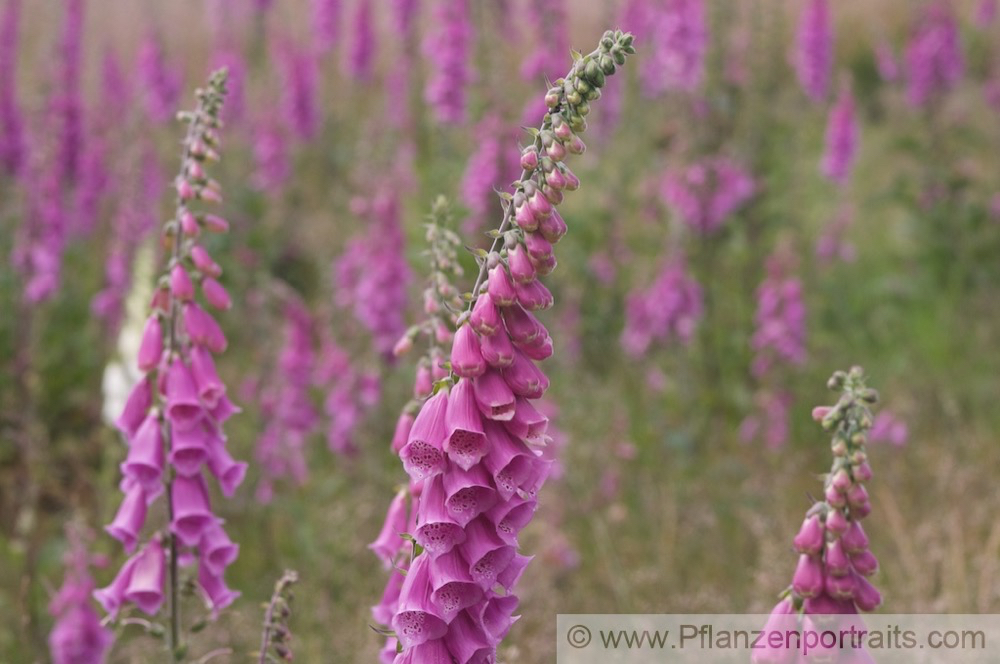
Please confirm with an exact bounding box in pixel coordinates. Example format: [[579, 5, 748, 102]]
[[94, 71, 243, 657], [376, 31, 636, 660], [752, 368, 884, 663], [794, 0, 833, 102]]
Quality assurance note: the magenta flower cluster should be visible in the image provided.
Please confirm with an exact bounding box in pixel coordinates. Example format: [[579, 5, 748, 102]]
[[48, 526, 113, 664], [750, 252, 806, 379], [661, 156, 755, 234], [754, 368, 883, 663], [621, 256, 702, 357], [94, 71, 244, 629], [820, 82, 859, 187], [371, 31, 635, 662], [334, 191, 413, 357], [641, 0, 708, 95], [424, 0, 473, 124], [794, 0, 833, 102], [520, 0, 569, 83], [254, 299, 319, 503], [0, 0, 24, 176], [135, 30, 182, 125], [905, 2, 963, 108]]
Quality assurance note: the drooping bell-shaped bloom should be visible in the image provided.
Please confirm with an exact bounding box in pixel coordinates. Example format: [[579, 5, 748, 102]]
[[795, 0, 833, 102], [199, 521, 239, 576], [369, 489, 409, 567], [820, 82, 859, 186], [170, 473, 215, 546], [424, 0, 473, 124], [197, 562, 240, 618], [105, 481, 147, 553], [641, 0, 708, 95], [392, 553, 449, 649], [123, 538, 165, 615], [905, 2, 963, 107], [121, 412, 164, 491]]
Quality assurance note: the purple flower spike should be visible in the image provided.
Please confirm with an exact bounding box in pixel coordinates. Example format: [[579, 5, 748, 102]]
[[795, 0, 833, 102]]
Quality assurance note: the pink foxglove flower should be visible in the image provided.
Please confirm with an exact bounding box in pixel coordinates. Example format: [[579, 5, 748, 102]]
[[750, 250, 806, 378], [794, 0, 833, 102], [253, 299, 319, 503], [135, 29, 182, 125], [251, 112, 291, 192], [641, 0, 708, 95], [752, 368, 884, 663], [48, 525, 113, 664], [621, 255, 702, 356], [424, 0, 473, 124], [12, 150, 66, 303], [333, 191, 412, 357], [312, 0, 342, 56], [346, 0, 376, 81], [276, 38, 320, 140], [905, 2, 963, 107], [820, 80, 859, 186], [379, 31, 635, 660], [661, 157, 755, 234], [0, 0, 24, 176], [94, 72, 244, 650], [52, 0, 84, 187]]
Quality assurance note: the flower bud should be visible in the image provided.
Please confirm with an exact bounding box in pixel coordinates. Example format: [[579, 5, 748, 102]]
[[508, 244, 536, 285], [825, 508, 848, 535], [171, 265, 195, 301], [792, 554, 823, 598], [566, 135, 586, 155], [825, 538, 850, 576], [792, 515, 824, 555], [181, 211, 200, 236], [203, 215, 229, 233], [520, 147, 539, 171], [546, 141, 567, 162]]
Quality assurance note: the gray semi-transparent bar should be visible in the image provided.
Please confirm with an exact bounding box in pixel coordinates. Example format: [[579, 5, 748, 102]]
[[556, 614, 1000, 663]]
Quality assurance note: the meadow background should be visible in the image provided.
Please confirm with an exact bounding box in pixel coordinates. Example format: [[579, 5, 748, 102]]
[[1, 0, 1000, 661]]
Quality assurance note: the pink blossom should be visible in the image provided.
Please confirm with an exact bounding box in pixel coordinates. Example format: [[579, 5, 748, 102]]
[[661, 157, 755, 234], [794, 0, 833, 102], [621, 256, 702, 356], [905, 2, 963, 107], [641, 0, 708, 95], [820, 82, 859, 186], [424, 0, 473, 124]]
